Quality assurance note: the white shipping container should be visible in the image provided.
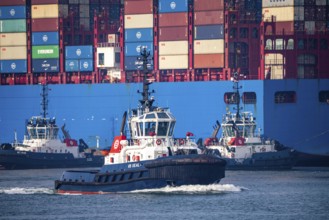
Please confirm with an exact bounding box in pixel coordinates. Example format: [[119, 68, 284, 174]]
[[262, 0, 295, 7], [79, 4, 90, 18], [265, 64, 284, 79], [316, 0, 326, 5], [0, 33, 26, 46], [59, 4, 68, 18], [194, 39, 224, 54], [0, 46, 27, 60], [159, 55, 188, 69], [108, 34, 118, 44], [263, 7, 294, 22], [97, 46, 120, 68], [125, 14, 153, 29], [32, 4, 59, 19], [159, 41, 188, 55]]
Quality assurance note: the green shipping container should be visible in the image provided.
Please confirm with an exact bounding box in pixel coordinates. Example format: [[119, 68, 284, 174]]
[[32, 45, 59, 59], [0, 19, 26, 33]]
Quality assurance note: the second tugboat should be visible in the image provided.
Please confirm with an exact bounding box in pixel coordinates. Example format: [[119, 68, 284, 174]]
[[55, 49, 226, 194], [204, 72, 295, 170]]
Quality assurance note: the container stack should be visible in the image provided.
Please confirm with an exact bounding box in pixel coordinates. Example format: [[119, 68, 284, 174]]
[[31, 0, 60, 73], [124, 0, 154, 70], [0, 0, 27, 74], [158, 0, 188, 70], [193, 0, 224, 68], [65, 45, 94, 72]]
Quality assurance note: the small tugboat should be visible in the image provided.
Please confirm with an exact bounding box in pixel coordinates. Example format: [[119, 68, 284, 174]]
[[54, 49, 226, 194], [0, 85, 104, 170], [204, 72, 295, 170]]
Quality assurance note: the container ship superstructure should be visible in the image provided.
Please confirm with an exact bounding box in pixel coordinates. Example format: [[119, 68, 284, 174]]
[[0, 0, 328, 162]]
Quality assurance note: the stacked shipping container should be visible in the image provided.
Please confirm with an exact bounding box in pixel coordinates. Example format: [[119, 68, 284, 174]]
[[158, 0, 188, 69], [124, 0, 154, 70], [31, 0, 60, 73], [0, 0, 27, 74], [65, 45, 94, 72], [193, 0, 224, 68]]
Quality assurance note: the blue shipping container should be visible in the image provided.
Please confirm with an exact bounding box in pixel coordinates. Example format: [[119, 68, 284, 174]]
[[0, 59, 27, 73], [32, 59, 59, 72], [0, 6, 26, 19], [194, 25, 224, 40], [65, 59, 79, 72], [125, 42, 154, 57], [125, 56, 154, 71], [125, 28, 153, 43], [79, 59, 93, 72], [32, 32, 59, 45], [158, 0, 188, 13], [65, 45, 93, 59]]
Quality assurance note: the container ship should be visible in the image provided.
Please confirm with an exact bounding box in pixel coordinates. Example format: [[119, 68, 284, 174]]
[[0, 0, 328, 163]]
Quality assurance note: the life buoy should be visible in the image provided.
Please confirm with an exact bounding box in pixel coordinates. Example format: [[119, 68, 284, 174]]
[[156, 139, 161, 145], [179, 139, 185, 145]]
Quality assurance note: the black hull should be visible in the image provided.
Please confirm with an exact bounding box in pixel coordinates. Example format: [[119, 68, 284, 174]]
[[0, 150, 104, 170], [294, 151, 329, 167], [55, 154, 226, 194], [225, 149, 296, 170]]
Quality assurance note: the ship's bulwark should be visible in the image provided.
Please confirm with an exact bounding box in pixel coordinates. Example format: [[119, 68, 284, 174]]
[[0, 79, 328, 154]]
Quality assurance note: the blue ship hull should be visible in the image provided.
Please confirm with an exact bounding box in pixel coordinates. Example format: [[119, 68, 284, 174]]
[[0, 150, 104, 170], [55, 154, 226, 194], [1, 79, 328, 155], [224, 149, 296, 170]]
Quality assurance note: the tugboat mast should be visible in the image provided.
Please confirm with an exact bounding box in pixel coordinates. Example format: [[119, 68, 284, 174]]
[[40, 84, 49, 119], [138, 48, 154, 113], [232, 72, 242, 120]]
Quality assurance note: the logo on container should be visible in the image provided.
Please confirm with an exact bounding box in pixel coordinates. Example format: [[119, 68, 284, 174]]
[[41, 60, 50, 70], [42, 35, 48, 43], [10, 9, 16, 16], [170, 2, 176, 10], [76, 49, 82, 57], [136, 32, 142, 39], [69, 61, 75, 68], [136, 45, 147, 53], [11, 62, 16, 70], [82, 61, 89, 69]]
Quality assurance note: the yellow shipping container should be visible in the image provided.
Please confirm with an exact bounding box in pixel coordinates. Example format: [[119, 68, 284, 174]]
[[32, 4, 59, 19], [0, 46, 27, 60], [194, 39, 224, 54], [263, 7, 295, 22], [159, 55, 188, 70], [0, 33, 26, 46], [159, 41, 188, 55], [125, 14, 153, 29]]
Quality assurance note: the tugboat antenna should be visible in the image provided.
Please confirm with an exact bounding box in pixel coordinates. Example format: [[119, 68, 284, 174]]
[[232, 72, 242, 120]]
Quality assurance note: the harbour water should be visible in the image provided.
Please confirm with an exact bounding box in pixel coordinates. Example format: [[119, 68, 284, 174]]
[[1, 168, 329, 219]]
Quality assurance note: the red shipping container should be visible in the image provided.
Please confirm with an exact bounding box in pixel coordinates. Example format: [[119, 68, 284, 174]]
[[125, 0, 153, 15], [159, 26, 188, 41], [194, 54, 224, 68], [159, 12, 188, 27], [0, 0, 26, 6], [194, 11, 224, 25], [194, 0, 224, 11], [32, 18, 59, 32], [31, 0, 58, 4]]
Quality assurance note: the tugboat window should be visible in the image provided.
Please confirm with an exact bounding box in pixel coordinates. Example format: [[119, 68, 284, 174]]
[[224, 92, 238, 104], [145, 122, 156, 135], [157, 122, 169, 136], [319, 91, 329, 103], [168, 122, 175, 136], [242, 92, 256, 104]]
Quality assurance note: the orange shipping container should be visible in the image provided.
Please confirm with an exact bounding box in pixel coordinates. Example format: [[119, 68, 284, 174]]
[[31, 4, 59, 19], [194, 54, 224, 68], [159, 13, 188, 27], [194, 11, 224, 25]]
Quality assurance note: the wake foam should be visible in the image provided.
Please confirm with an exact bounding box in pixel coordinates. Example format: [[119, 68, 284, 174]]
[[0, 187, 54, 195], [129, 184, 245, 194]]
